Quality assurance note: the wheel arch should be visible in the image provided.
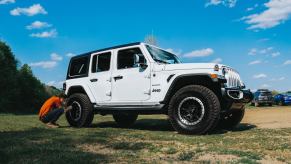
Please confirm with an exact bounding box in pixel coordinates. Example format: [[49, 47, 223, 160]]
[[161, 74, 223, 106], [66, 85, 96, 103]]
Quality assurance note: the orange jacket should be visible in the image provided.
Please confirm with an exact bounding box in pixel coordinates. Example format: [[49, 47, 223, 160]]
[[39, 96, 62, 118]]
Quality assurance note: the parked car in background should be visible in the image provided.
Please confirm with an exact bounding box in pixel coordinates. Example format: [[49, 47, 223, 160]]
[[274, 91, 291, 106], [251, 89, 273, 107]]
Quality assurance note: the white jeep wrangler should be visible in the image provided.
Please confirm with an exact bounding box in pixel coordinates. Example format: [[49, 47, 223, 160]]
[[64, 42, 253, 134]]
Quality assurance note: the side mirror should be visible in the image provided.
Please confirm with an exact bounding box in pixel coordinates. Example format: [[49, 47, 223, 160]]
[[140, 63, 148, 69]]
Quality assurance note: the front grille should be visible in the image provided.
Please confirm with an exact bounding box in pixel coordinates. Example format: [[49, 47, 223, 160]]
[[223, 67, 243, 88]]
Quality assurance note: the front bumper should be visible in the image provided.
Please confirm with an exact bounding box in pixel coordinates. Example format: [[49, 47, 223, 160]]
[[221, 88, 253, 111], [256, 100, 273, 104], [222, 88, 253, 103]]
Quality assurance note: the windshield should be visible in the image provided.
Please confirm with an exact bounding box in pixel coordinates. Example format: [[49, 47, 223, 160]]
[[260, 92, 272, 96], [285, 92, 291, 96], [146, 45, 181, 64]]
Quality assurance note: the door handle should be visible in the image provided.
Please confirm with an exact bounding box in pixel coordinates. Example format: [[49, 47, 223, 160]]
[[90, 78, 98, 82], [113, 75, 123, 81]]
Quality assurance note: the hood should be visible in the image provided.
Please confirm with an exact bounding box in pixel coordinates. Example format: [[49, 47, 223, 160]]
[[164, 63, 224, 71]]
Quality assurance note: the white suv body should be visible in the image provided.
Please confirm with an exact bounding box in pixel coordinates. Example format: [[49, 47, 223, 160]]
[[64, 42, 253, 134]]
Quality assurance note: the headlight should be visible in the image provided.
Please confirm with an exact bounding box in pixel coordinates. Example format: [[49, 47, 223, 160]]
[[214, 64, 219, 71]]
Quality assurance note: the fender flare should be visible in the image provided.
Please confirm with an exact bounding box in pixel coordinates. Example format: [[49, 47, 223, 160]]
[[66, 85, 96, 103], [161, 73, 219, 104]]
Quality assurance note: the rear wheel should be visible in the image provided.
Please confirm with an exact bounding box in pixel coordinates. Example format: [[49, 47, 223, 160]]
[[218, 108, 245, 130], [279, 101, 285, 106], [168, 85, 220, 135], [66, 93, 94, 127], [113, 113, 138, 127]]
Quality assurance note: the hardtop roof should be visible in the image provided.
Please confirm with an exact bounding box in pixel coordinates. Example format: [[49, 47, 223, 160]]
[[71, 42, 142, 59]]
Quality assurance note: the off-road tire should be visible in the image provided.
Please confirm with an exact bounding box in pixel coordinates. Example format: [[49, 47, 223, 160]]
[[66, 93, 94, 127], [279, 101, 284, 106], [268, 103, 272, 106], [168, 85, 221, 135], [218, 108, 245, 130], [113, 113, 138, 127]]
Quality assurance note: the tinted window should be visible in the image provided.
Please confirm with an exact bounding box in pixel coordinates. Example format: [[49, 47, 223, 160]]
[[92, 52, 111, 73], [260, 92, 272, 96], [69, 56, 89, 77], [117, 48, 146, 69], [146, 45, 180, 64]]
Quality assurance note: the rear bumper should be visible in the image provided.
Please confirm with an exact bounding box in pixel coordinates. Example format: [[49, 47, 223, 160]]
[[255, 100, 273, 104], [283, 100, 291, 105]]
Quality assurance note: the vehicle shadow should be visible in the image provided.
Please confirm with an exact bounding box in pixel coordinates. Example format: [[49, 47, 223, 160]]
[[91, 119, 257, 134], [91, 119, 175, 131]]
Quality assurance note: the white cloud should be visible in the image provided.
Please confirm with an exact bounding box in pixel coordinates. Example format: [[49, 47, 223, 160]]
[[261, 84, 271, 88], [283, 60, 291, 65], [253, 73, 267, 79], [270, 77, 286, 81], [242, 0, 291, 30], [271, 52, 280, 57], [248, 48, 257, 55], [257, 38, 270, 42], [26, 21, 52, 30], [205, 0, 237, 8], [260, 47, 273, 54], [246, 4, 259, 11], [211, 58, 223, 63], [50, 53, 62, 61], [47, 81, 64, 88], [248, 47, 274, 55], [30, 61, 57, 69], [249, 60, 262, 65], [66, 53, 76, 57], [10, 4, 47, 16], [183, 48, 214, 58], [0, 0, 15, 5], [30, 29, 57, 38]]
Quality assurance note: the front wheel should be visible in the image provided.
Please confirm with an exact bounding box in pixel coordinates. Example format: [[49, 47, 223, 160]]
[[65, 93, 94, 127], [168, 85, 221, 135], [113, 113, 138, 127]]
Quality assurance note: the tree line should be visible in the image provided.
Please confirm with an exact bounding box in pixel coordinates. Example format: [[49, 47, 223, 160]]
[[0, 41, 60, 114]]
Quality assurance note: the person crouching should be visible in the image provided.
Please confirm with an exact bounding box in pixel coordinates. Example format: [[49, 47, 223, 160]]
[[39, 94, 72, 128]]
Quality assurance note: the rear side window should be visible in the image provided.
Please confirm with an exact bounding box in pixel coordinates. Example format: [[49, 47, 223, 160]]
[[92, 52, 111, 73], [69, 56, 89, 77], [117, 48, 146, 69]]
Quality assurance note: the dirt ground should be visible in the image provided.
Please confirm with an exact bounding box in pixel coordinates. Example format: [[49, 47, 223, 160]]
[[243, 106, 291, 129]]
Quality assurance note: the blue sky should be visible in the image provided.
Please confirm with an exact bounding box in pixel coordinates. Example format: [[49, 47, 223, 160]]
[[0, 0, 291, 91]]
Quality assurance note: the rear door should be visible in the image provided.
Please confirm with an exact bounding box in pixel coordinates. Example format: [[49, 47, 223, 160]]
[[88, 51, 112, 103]]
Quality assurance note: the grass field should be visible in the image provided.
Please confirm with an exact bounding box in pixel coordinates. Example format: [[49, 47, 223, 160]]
[[1, 108, 291, 163]]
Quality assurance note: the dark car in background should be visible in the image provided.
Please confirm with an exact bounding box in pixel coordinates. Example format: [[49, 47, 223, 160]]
[[251, 89, 273, 107], [274, 91, 291, 106]]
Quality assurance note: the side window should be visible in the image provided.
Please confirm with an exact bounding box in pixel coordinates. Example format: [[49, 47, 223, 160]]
[[92, 52, 111, 73], [69, 56, 89, 77], [117, 48, 146, 69]]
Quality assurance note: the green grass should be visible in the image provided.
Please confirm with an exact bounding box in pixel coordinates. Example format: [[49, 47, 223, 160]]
[[1, 113, 291, 163]]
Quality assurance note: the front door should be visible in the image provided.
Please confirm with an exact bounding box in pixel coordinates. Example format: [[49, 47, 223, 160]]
[[88, 51, 112, 103], [111, 47, 151, 103]]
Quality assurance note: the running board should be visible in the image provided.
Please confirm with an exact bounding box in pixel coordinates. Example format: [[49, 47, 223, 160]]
[[93, 104, 166, 115]]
